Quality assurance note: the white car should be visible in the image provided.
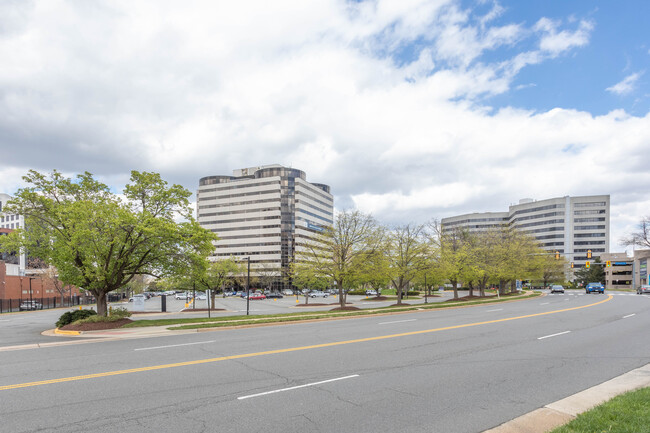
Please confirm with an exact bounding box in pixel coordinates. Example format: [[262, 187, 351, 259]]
[[310, 291, 328, 298], [637, 285, 650, 295], [174, 293, 188, 300], [196, 294, 207, 300]]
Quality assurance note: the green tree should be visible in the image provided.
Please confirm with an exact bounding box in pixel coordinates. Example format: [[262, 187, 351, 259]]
[[296, 210, 384, 308], [573, 257, 605, 286], [0, 170, 217, 316], [387, 223, 430, 304]]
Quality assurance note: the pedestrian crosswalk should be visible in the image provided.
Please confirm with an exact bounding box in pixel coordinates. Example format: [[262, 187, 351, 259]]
[[548, 292, 648, 297]]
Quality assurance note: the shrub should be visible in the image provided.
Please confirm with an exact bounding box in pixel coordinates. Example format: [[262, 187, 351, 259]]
[[56, 309, 97, 328], [347, 290, 366, 295], [108, 306, 132, 319]]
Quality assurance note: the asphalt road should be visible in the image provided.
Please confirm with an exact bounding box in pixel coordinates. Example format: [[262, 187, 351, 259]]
[[1, 291, 649, 433]]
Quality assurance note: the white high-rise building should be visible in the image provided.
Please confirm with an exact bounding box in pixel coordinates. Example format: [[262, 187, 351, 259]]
[[197, 165, 333, 288], [0, 193, 26, 272], [441, 195, 610, 268]]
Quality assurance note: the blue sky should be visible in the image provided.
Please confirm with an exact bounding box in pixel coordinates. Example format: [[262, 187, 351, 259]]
[[0, 0, 649, 251], [474, 1, 649, 116]]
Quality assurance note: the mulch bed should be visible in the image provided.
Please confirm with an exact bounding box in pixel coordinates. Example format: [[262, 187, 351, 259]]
[[329, 306, 361, 311], [364, 296, 391, 301], [444, 295, 490, 302], [388, 303, 411, 307], [60, 318, 133, 331], [180, 308, 226, 312]]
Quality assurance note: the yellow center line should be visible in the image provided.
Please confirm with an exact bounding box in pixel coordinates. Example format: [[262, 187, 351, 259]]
[[0, 295, 612, 391]]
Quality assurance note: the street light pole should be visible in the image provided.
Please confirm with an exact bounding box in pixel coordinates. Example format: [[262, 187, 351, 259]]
[[424, 275, 428, 304], [246, 257, 250, 316]]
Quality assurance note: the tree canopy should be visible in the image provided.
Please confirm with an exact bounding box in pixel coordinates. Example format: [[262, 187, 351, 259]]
[[0, 170, 217, 315]]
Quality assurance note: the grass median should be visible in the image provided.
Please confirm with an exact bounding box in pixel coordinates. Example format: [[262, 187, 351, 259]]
[[122, 291, 540, 330], [550, 387, 650, 433]]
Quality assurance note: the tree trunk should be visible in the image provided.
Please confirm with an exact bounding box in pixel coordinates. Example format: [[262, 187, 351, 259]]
[[338, 280, 345, 308], [468, 282, 474, 297], [96, 291, 108, 316], [450, 279, 458, 299]]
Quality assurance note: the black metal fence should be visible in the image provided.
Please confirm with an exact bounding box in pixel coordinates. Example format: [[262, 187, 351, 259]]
[[0, 296, 97, 314]]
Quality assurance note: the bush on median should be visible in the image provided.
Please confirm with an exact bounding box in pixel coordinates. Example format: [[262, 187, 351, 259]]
[[56, 309, 97, 328]]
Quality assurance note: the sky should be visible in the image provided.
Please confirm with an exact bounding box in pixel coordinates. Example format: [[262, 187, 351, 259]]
[[1, 0, 649, 253]]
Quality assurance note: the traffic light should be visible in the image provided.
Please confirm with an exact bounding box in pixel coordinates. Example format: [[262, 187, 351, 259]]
[[586, 261, 590, 269], [555, 251, 560, 260], [606, 260, 611, 267], [570, 262, 574, 269], [587, 249, 592, 259]]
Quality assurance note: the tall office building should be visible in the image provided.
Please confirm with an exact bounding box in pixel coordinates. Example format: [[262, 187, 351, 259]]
[[197, 165, 333, 288], [441, 195, 610, 268]]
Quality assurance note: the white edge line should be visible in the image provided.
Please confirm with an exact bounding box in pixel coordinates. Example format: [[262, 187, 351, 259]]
[[378, 319, 417, 325], [538, 331, 571, 340], [486, 309, 503, 312], [622, 314, 636, 319], [238, 374, 359, 400], [539, 302, 549, 305], [135, 340, 216, 351]]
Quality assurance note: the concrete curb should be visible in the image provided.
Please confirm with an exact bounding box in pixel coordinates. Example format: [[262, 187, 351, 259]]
[[484, 363, 650, 433]]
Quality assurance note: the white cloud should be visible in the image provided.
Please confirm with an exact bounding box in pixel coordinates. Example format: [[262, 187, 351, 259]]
[[0, 0, 647, 253], [606, 72, 644, 96]]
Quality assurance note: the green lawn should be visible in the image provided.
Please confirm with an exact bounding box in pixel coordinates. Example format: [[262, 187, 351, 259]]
[[123, 291, 540, 330], [551, 387, 650, 433]]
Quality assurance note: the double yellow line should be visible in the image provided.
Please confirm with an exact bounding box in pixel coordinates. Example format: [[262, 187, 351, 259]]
[[1, 295, 612, 391]]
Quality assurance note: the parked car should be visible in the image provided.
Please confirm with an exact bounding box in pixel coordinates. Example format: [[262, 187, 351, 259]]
[[129, 294, 146, 302], [164, 291, 176, 296], [282, 289, 294, 296], [637, 285, 650, 295], [19, 300, 43, 311], [365, 289, 378, 296], [266, 292, 284, 299], [549, 285, 565, 294], [196, 294, 207, 301], [247, 292, 266, 300], [585, 282, 605, 294], [174, 292, 189, 300], [310, 291, 328, 298]]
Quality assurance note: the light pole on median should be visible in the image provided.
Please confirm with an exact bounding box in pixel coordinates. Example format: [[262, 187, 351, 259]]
[[245, 257, 250, 316]]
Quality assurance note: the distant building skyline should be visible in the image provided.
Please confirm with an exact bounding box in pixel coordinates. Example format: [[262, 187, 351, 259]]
[[441, 195, 610, 269]]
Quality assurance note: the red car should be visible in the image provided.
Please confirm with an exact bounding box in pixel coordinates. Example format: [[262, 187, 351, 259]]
[[247, 292, 266, 300]]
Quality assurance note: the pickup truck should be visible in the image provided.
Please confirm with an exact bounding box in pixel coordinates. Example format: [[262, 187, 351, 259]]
[[585, 282, 605, 294]]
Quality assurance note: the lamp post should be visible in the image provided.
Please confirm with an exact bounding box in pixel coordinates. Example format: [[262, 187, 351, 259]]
[[245, 257, 250, 316], [424, 275, 428, 304]]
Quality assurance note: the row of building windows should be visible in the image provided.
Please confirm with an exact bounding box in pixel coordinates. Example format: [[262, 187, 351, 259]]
[[1, 223, 19, 229], [535, 234, 564, 240], [574, 217, 606, 223], [574, 225, 606, 231], [295, 190, 333, 208], [574, 248, 606, 253], [0, 214, 18, 222], [511, 211, 564, 223], [296, 182, 333, 203], [574, 240, 606, 245], [296, 199, 333, 214], [296, 209, 333, 224], [209, 224, 281, 233], [574, 233, 605, 238], [574, 209, 606, 215], [199, 198, 279, 209], [509, 204, 563, 217], [574, 202, 606, 208], [200, 189, 280, 201], [198, 180, 280, 194], [215, 242, 282, 249], [202, 215, 280, 225], [198, 207, 282, 218], [524, 226, 565, 234], [517, 219, 564, 228]]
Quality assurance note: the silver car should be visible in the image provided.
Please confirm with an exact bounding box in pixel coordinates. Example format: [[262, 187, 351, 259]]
[[637, 285, 650, 295], [550, 285, 565, 294], [309, 291, 328, 298]]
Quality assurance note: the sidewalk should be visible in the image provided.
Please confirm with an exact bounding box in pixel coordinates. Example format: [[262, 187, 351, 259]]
[[484, 362, 650, 433]]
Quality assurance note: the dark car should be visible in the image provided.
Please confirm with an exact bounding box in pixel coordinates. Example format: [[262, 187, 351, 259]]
[[550, 285, 565, 294], [637, 285, 650, 295], [266, 292, 284, 299]]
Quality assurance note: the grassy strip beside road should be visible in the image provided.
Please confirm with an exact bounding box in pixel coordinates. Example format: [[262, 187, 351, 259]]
[[551, 387, 650, 433], [122, 291, 540, 330]]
